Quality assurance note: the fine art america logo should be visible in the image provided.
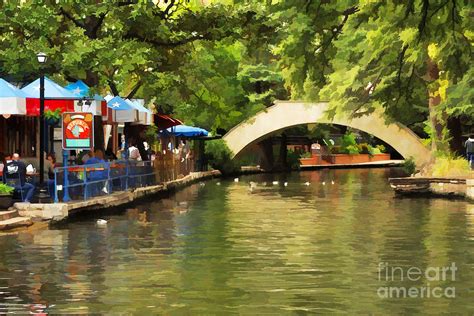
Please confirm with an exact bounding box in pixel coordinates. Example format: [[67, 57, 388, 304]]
[[377, 262, 457, 298]]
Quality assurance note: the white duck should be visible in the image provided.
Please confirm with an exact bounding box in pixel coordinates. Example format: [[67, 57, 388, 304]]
[[96, 219, 108, 225]]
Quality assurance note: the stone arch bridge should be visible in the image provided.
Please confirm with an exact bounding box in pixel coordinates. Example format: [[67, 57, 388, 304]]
[[223, 101, 431, 166]]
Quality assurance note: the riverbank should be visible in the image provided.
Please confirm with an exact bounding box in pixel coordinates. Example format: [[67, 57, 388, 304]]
[[389, 177, 474, 201], [7, 170, 221, 227]]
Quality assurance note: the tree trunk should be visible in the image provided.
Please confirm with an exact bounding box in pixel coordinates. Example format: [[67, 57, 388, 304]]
[[447, 116, 463, 155], [426, 59, 448, 153]]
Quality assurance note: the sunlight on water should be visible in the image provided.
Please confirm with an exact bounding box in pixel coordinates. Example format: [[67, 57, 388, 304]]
[[0, 168, 472, 314]]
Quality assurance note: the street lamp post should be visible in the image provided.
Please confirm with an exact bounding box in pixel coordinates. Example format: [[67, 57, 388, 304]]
[[37, 52, 48, 200]]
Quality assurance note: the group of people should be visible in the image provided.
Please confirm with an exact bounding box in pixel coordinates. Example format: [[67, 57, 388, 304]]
[[1, 152, 55, 203]]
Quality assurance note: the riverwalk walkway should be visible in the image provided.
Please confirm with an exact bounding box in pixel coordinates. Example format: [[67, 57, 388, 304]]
[[1, 170, 220, 231]]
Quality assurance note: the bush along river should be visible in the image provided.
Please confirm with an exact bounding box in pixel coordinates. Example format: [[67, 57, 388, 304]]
[[0, 168, 473, 314]]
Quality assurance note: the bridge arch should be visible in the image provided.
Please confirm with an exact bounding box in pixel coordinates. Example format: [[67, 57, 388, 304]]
[[223, 101, 431, 166]]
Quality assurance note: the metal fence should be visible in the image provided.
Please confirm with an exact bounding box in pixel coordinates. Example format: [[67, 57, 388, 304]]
[[53, 156, 196, 203]]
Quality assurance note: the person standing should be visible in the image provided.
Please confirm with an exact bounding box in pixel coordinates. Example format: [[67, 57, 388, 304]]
[[465, 134, 474, 168]]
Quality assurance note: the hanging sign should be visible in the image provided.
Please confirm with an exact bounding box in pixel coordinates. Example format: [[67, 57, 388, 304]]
[[62, 112, 94, 150]]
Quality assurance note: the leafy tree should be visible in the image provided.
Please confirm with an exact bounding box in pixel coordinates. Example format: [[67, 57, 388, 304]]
[[315, 1, 472, 154]]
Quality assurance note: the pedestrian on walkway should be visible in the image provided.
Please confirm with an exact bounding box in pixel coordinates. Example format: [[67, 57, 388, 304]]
[[465, 134, 474, 169]]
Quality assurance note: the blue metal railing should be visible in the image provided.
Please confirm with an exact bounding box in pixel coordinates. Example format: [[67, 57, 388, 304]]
[[53, 160, 157, 203]]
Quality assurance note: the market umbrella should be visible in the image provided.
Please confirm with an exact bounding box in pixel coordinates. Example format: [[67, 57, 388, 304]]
[[126, 99, 153, 125], [21, 77, 77, 116], [105, 95, 138, 123], [0, 78, 28, 116], [64, 80, 105, 116], [164, 125, 209, 137]]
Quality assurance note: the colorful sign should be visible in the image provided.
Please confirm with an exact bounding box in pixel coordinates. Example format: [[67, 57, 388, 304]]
[[62, 112, 94, 150]]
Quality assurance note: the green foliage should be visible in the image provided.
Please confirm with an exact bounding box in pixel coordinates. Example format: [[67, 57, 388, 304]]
[[357, 143, 372, 154], [0, 183, 14, 195], [376, 145, 386, 153], [340, 132, 361, 155], [205, 140, 241, 175], [402, 157, 417, 176], [144, 124, 158, 146], [44, 108, 62, 121], [430, 155, 471, 178], [299, 151, 312, 158]]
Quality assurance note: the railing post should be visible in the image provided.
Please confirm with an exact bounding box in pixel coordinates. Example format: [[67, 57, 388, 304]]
[[107, 162, 112, 194], [83, 165, 88, 200], [62, 150, 71, 202], [125, 160, 129, 190], [54, 168, 59, 203]]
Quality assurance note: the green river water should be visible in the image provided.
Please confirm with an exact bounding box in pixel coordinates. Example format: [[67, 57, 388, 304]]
[[0, 168, 473, 314]]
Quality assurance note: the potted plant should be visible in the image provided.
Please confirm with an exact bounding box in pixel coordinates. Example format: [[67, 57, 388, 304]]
[[0, 183, 14, 209], [44, 108, 62, 125]]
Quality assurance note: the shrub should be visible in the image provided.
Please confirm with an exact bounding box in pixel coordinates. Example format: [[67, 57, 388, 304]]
[[205, 140, 241, 175], [330, 146, 342, 154], [341, 132, 361, 155], [300, 151, 312, 158], [0, 183, 14, 195], [358, 143, 372, 154], [376, 145, 386, 153], [430, 155, 470, 177], [402, 157, 416, 176]]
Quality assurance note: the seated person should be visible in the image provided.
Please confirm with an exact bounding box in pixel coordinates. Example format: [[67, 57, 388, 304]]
[[2, 154, 35, 202]]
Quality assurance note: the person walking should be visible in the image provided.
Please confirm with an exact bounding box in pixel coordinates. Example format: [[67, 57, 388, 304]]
[[465, 134, 474, 169]]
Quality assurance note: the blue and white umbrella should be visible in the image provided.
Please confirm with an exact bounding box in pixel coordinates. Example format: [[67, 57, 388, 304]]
[[64, 80, 104, 115], [164, 125, 209, 137], [105, 95, 138, 123], [0, 78, 28, 116]]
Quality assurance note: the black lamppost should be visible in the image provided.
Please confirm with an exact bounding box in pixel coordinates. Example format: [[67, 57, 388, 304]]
[[37, 52, 48, 198]]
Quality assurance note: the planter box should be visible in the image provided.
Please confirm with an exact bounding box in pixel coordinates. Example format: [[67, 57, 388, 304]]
[[325, 153, 391, 164], [299, 157, 318, 166], [0, 194, 13, 209], [369, 153, 391, 162], [328, 154, 370, 164]]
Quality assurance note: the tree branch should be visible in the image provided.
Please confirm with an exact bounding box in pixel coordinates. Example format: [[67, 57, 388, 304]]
[[59, 8, 85, 29], [126, 81, 142, 99], [417, 0, 429, 41], [108, 79, 120, 96]]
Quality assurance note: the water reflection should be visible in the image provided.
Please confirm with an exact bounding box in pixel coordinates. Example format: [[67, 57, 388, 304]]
[[0, 168, 472, 314]]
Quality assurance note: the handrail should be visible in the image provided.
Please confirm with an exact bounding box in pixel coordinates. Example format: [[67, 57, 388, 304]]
[[53, 160, 157, 203]]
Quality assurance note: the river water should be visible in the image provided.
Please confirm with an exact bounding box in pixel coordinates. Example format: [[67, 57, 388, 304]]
[[0, 168, 473, 314]]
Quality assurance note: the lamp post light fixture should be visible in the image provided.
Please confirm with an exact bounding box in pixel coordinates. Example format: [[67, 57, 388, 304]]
[[37, 52, 49, 201], [37, 52, 48, 64]]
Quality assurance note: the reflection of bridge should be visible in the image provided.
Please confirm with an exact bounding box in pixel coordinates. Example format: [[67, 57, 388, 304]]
[[223, 101, 431, 166]]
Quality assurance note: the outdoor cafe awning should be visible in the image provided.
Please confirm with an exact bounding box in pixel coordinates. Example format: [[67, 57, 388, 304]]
[[21, 77, 77, 116], [154, 114, 183, 130], [105, 95, 138, 123], [0, 78, 28, 116], [64, 80, 105, 116]]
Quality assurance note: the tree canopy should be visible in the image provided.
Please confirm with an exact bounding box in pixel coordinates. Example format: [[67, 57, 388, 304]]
[[0, 0, 471, 151]]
